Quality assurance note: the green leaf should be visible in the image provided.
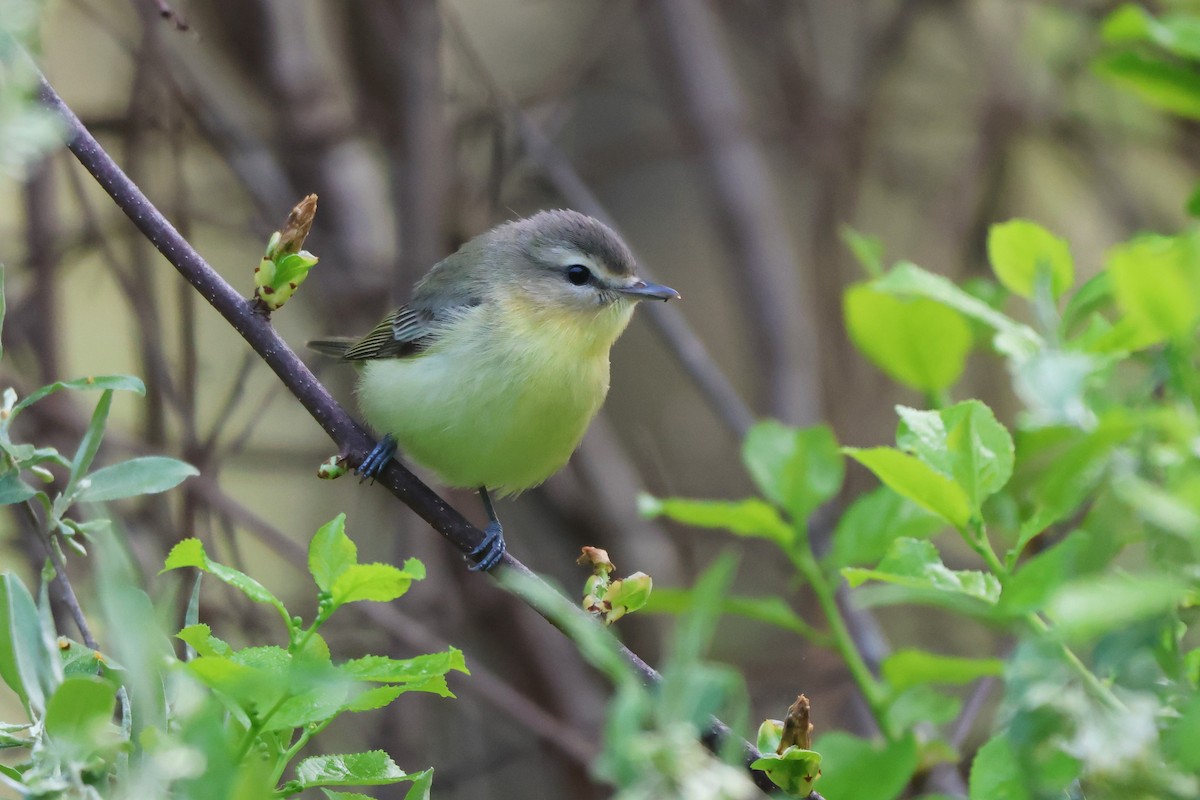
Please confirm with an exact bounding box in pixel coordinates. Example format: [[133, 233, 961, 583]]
[[0, 572, 60, 716], [1060, 272, 1112, 336], [638, 495, 793, 547], [294, 751, 409, 788], [604, 572, 653, 621], [826, 486, 945, 570], [162, 539, 290, 628], [13, 375, 145, 414], [1094, 50, 1200, 120], [882, 649, 1004, 692], [175, 624, 233, 658], [309, 514, 356, 593], [751, 747, 823, 796], [341, 649, 469, 683], [742, 421, 844, 523], [643, 589, 817, 637], [344, 684, 409, 712], [77, 456, 198, 503], [843, 447, 972, 530], [875, 262, 1043, 359], [896, 401, 1015, 513], [265, 679, 352, 731], [812, 731, 919, 800], [986, 220, 1073, 299], [1106, 233, 1200, 342], [0, 472, 36, 506], [1103, 4, 1200, 60], [969, 733, 1031, 800], [330, 562, 423, 607], [844, 284, 972, 393], [843, 538, 1000, 604], [402, 769, 433, 800], [997, 531, 1106, 618], [44, 675, 117, 753], [1047, 573, 1189, 641], [841, 226, 885, 277], [884, 685, 961, 733], [67, 389, 112, 495]]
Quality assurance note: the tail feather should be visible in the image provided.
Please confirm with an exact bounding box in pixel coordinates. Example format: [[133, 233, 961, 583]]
[[307, 338, 356, 359]]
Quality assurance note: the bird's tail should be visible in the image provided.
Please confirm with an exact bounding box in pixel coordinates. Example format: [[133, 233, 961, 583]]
[[306, 338, 356, 359]]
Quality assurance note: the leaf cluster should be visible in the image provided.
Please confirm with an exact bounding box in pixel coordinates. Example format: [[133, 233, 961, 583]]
[[644, 211, 1200, 798]]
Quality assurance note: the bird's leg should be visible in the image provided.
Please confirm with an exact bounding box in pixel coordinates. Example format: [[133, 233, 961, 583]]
[[467, 487, 506, 572], [356, 434, 397, 483]]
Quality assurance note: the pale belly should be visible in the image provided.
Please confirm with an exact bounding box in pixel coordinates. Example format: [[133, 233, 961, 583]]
[[356, 343, 610, 495]]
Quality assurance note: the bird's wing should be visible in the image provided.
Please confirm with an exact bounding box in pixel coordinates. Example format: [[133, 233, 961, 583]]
[[338, 305, 444, 361]]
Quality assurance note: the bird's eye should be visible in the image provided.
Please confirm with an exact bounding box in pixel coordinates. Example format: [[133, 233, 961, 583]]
[[566, 265, 591, 286]]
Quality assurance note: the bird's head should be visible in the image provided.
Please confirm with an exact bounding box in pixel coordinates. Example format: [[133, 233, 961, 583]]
[[490, 210, 679, 346]]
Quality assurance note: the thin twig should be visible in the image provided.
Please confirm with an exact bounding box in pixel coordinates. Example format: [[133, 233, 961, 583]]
[[37, 73, 776, 794], [20, 502, 100, 651]]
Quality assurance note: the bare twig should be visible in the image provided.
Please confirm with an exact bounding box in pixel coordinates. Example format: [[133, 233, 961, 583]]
[[37, 73, 776, 795], [640, 0, 823, 426]]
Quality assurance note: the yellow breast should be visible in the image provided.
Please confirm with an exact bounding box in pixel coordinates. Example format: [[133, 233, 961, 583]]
[[356, 295, 633, 495]]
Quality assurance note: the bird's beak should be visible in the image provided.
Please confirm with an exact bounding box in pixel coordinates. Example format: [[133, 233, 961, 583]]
[[619, 279, 681, 302]]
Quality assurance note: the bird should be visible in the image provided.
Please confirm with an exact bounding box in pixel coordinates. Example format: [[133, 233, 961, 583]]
[[309, 209, 680, 571]]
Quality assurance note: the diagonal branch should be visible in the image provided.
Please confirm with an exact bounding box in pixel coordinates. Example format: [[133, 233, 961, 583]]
[[36, 73, 778, 796]]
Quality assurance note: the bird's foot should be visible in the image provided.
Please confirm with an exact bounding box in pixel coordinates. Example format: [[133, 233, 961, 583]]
[[356, 434, 397, 483], [467, 521, 506, 572]]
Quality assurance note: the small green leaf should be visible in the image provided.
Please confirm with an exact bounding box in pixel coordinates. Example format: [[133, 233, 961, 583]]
[[1106, 232, 1200, 341], [1094, 50, 1200, 120], [969, 733, 1031, 800], [882, 649, 1004, 692], [77, 456, 198, 503], [44, 675, 118, 757], [843, 538, 1000, 604], [844, 284, 972, 393], [896, 401, 1015, 513], [639, 494, 793, 547], [0, 572, 60, 716], [330, 562, 423, 607], [175, 624, 233, 658], [826, 487, 945, 570], [1047, 573, 1189, 641], [294, 751, 409, 788], [884, 684, 961, 733], [403, 769, 434, 800], [841, 226, 885, 277], [340, 648, 468, 683], [875, 262, 1043, 359], [67, 389, 113, 494], [13, 375, 145, 414], [344, 684, 409, 712], [309, 514, 356, 593], [162, 539, 290, 628], [603, 572, 652, 622], [643, 589, 818, 637], [756, 718, 784, 754], [813, 731, 919, 800], [0, 472, 36, 506], [742, 421, 844, 523], [843, 447, 972, 530], [987, 220, 1073, 299], [751, 747, 823, 797]]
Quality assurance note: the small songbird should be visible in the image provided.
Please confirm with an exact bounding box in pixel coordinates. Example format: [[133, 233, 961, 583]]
[[309, 210, 679, 571]]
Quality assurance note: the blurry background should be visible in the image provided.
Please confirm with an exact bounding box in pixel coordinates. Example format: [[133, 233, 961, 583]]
[[0, 0, 1189, 797]]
